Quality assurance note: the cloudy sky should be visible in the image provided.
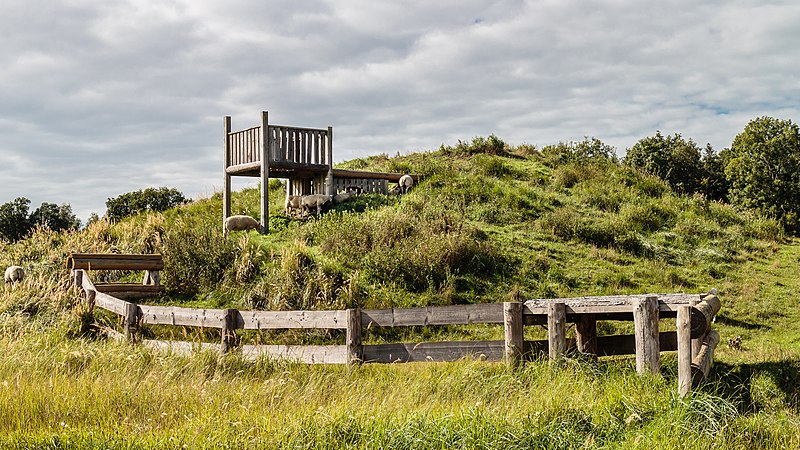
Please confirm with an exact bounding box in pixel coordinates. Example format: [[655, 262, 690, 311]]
[[2, 0, 798, 221]]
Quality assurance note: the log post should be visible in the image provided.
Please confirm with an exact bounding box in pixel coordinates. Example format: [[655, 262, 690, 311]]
[[548, 301, 566, 364], [677, 305, 692, 397], [123, 302, 139, 344], [346, 308, 363, 366], [221, 308, 237, 354], [223, 116, 232, 234], [260, 111, 270, 234], [689, 298, 701, 359], [326, 126, 334, 196], [72, 269, 83, 289], [633, 295, 660, 375], [503, 302, 524, 367], [575, 314, 597, 356], [691, 330, 721, 386], [690, 294, 721, 339]]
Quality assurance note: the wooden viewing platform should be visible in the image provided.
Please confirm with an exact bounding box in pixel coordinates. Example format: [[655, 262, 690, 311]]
[[223, 111, 415, 233]]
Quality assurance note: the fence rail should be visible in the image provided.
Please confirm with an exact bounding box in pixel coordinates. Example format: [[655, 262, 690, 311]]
[[227, 124, 331, 168], [72, 268, 720, 397]]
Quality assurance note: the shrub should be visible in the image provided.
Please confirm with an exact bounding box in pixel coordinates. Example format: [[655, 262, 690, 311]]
[[161, 223, 236, 295], [625, 131, 703, 195]]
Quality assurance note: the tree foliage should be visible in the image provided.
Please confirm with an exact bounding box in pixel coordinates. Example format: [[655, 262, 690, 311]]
[[0, 197, 80, 242], [29, 202, 81, 232], [541, 137, 617, 166], [106, 187, 187, 222], [724, 116, 800, 233], [624, 132, 704, 195]]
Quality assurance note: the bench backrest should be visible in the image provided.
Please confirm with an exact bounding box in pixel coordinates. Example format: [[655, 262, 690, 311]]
[[67, 253, 164, 271]]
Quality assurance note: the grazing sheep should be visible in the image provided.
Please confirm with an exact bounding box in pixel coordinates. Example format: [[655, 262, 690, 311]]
[[224, 214, 260, 235], [399, 174, 414, 194], [333, 190, 356, 205], [285, 195, 303, 215], [301, 194, 333, 216], [4, 265, 25, 284]]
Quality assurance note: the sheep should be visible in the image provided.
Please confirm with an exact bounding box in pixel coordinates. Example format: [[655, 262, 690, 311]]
[[333, 190, 356, 205], [399, 174, 414, 194], [224, 214, 260, 235], [285, 195, 303, 215], [4, 265, 25, 284], [301, 194, 333, 216]]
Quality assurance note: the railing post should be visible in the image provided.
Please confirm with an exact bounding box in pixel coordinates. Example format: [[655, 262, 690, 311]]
[[504, 302, 524, 367], [326, 126, 334, 196], [221, 308, 237, 354], [548, 301, 566, 364], [633, 295, 660, 375], [260, 111, 270, 234], [346, 308, 363, 366], [223, 116, 232, 234], [677, 305, 692, 397], [575, 314, 597, 356], [124, 302, 139, 344]]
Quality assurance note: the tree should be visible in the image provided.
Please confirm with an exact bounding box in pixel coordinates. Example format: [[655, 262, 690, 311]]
[[699, 144, 728, 202], [625, 132, 703, 195], [29, 202, 81, 232], [541, 137, 617, 166], [106, 187, 187, 222], [724, 116, 800, 233], [0, 197, 31, 242]]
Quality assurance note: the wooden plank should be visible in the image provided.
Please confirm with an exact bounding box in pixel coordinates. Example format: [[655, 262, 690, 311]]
[[94, 291, 129, 316], [523, 332, 678, 358], [124, 301, 138, 343], [95, 284, 163, 294], [138, 304, 227, 328], [237, 309, 347, 330], [361, 304, 504, 328], [524, 293, 704, 315], [677, 306, 692, 397], [634, 295, 660, 374], [221, 308, 236, 354], [260, 111, 269, 234], [67, 253, 164, 271], [142, 339, 219, 355], [240, 344, 347, 364], [363, 341, 505, 363], [346, 308, 363, 365], [504, 302, 523, 367], [548, 301, 566, 363]]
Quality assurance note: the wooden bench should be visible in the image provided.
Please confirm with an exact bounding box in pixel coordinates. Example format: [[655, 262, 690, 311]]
[[67, 253, 165, 299]]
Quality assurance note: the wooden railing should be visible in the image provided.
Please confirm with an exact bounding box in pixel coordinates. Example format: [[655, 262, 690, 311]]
[[226, 124, 332, 168], [72, 267, 720, 396]]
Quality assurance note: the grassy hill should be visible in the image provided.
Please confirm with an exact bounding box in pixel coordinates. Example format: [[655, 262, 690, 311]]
[[1, 138, 799, 448]]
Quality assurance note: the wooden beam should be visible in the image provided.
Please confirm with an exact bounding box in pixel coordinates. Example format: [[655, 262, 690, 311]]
[[575, 314, 598, 356], [237, 309, 347, 330], [633, 295, 660, 375], [548, 301, 566, 364], [362, 341, 505, 363], [503, 302, 523, 367], [260, 111, 269, 234], [346, 308, 363, 366], [690, 294, 721, 339], [326, 126, 334, 196], [691, 330, 721, 385], [221, 308, 237, 354], [223, 116, 232, 232], [689, 298, 701, 359], [361, 304, 503, 327], [124, 301, 139, 344], [677, 305, 692, 397]]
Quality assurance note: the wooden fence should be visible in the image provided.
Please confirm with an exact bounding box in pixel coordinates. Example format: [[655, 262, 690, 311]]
[[73, 268, 720, 396], [226, 123, 332, 169]]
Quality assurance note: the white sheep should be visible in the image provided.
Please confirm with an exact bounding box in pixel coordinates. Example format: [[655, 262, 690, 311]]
[[399, 174, 414, 194], [224, 215, 260, 235], [333, 190, 356, 205], [4, 265, 25, 284], [301, 194, 333, 216], [285, 195, 303, 215]]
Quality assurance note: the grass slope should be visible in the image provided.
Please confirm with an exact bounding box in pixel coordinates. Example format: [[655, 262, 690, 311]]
[[1, 139, 799, 448]]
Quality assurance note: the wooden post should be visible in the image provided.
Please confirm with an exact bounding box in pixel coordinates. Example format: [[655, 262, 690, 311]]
[[504, 302, 524, 367], [689, 298, 701, 359], [223, 116, 232, 234], [677, 305, 692, 397], [633, 295, 660, 375], [346, 308, 363, 366], [221, 308, 237, 354], [690, 294, 721, 338], [691, 330, 721, 386], [548, 301, 566, 364], [326, 126, 334, 196], [124, 302, 138, 344], [575, 314, 597, 356], [260, 111, 270, 234], [72, 268, 83, 289]]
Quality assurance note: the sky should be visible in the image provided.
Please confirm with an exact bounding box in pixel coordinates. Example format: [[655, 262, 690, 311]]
[[1, 0, 798, 222]]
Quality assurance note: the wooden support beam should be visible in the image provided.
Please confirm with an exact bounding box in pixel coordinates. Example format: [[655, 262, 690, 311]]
[[633, 295, 660, 375], [690, 294, 721, 339], [221, 308, 237, 354], [326, 126, 334, 196], [346, 308, 363, 366], [575, 314, 597, 356], [260, 111, 270, 234], [677, 305, 692, 397], [691, 330, 721, 385], [124, 302, 139, 344], [689, 298, 701, 359], [548, 301, 566, 364], [223, 116, 232, 233], [503, 302, 524, 367]]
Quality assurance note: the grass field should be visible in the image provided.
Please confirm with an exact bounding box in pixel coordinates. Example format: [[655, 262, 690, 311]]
[[2, 142, 800, 449]]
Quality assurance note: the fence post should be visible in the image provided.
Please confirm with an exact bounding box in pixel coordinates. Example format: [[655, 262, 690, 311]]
[[326, 126, 334, 196], [259, 111, 270, 234], [223, 116, 232, 234], [691, 330, 721, 386], [221, 308, 237, 354], [124, 302, 139, 344], [633, 295, 660, 375], [346, 308, 363, 366], [575, 314, 597, 356], [504, 302, 524, 367], [677, 305, 692, 397], [689, 298, 701, 359], [548, 301, 566, 364]]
